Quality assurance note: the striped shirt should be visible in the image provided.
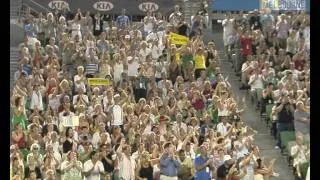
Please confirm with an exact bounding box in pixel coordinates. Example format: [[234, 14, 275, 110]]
[[85, 64, 98, 75]]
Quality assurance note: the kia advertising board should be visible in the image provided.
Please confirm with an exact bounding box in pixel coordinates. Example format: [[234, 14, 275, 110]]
[[25, 0, 175, 15]]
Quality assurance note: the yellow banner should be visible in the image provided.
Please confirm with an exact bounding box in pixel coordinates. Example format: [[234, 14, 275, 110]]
[[88, 78, 111, 86], [170, 33, 189, 45]]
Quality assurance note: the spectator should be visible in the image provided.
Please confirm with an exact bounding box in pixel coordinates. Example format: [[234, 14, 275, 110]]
[[116, 9, 130, 30]]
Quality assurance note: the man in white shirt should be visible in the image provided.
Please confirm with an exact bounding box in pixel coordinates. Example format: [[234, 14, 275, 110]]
[[91, 122, 110, 150], [73, 87, 89, 109], [158, 72, 173, 89], [248, 68, 264, 109], [169, 5, 183, 28], [139, 41, 151, 62], [83, 151, 105, 180], [127, 56, 140, 78], [30, 84, 44, 112], [103, 89, 114, 113], [222, 13, 235, 51], [116, 140, 136, 180], [111, 94, 124, 128], [216, 117, 232, 137], [144, 11, 156, 35]]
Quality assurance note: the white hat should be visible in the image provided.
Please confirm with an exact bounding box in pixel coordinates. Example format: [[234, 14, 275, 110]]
[[125, 35, 131, 39], [224, 155, 232, 162], [31, 143, 40, 150], [114, 94, 120, 98]]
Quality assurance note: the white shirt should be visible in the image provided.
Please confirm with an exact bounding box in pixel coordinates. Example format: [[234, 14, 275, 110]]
[[112, 105, 123, 126], [71, 23, 82, 40], [118, 153, 136, 180], [128, 60, 140, 77], [83, 160, 104, 180], [73, 94, 89, 108], [248, 74, 264, 90], [152, 45, 162, 60], [30, 90, 44, 111], [144, 16, 156, 33], [216, 122, 231, 137], [74, 75, 86, 93], [48, 94, 61, 112], [113, 63, 123, 84], [92, 131, 111, 149], [139, 48, 151, 62], [222, 18, 235, 45]]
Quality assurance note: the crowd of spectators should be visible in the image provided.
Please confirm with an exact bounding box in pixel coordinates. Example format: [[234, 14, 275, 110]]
[[222, 8, 310, 180], [10, 4, 309, 180]]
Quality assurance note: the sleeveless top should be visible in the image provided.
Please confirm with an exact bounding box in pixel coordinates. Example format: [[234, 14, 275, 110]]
[[139, 163, 153, 180]]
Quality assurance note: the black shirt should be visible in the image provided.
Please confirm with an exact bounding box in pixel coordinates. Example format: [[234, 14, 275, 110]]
[[139, 163, 153, 180], [134, 76, 148, 90], [24, 166, 42, 179], [101, 153, 114, 173], [178, 23, 188, 37], [277, 103, 294, 123], [63, 139, 73, 154], [217, 164, 229, 179]]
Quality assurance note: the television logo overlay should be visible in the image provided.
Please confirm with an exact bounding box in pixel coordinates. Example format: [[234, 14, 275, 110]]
[[93, 1, 114, 11], [48, 1, 69, 10], [139, 2, 159, 12], [261, 0, 306, 10]]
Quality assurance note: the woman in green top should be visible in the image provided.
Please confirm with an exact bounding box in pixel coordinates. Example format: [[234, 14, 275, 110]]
[[12, 96, 28, 130]]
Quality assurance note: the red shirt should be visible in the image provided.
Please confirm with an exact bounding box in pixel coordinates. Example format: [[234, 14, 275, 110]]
[[294, 60, 305, 71], [240, 36, 252, 57]]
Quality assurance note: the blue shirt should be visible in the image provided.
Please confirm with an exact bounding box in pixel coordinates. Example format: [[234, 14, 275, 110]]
[[116, 15, 129, 29], [194, 155, 211, 180], [24, 24, 36, 38], [160, 153, 181, 177]]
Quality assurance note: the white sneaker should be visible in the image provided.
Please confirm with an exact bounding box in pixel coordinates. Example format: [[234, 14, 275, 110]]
[[272, 172, 280, 177], [275, 146, 280, 149]]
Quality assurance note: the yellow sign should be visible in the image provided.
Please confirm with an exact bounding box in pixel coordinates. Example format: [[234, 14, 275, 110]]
[[88, 78, 111, 86], [170, 33, 189, 45]]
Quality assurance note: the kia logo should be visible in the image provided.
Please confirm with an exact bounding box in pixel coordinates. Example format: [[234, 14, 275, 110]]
[[48, 1, 69, 10], [139, 2, 159, 12], [93, 1, 114, 11]]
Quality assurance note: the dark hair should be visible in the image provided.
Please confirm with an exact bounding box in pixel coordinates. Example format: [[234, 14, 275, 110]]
[[179, 149, 185, 154], [14, 97, 22, 107], [90, 150, 97, 159], [257, 158, 262, 169], [65, 127, 72, 137], [164, 142, 172, 149]]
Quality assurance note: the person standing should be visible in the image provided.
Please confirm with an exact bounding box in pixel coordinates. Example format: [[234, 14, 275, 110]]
[[83, 151, 105, 180], [194, 145, 214, 180], [143, 11, 156, 36], [93, 12, 103, 37], [159, 142, 181, 180], [117, 139, 136, 180], [276, 14, 290, 49], [70, 13, 83, 41], [274, 94, 295, 149], [222, 13, 235, 58], [116, 9, 130, 30], [111, 94, 124, 130], [169, 5, 183, 30], [134, 67, 149, 102]]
